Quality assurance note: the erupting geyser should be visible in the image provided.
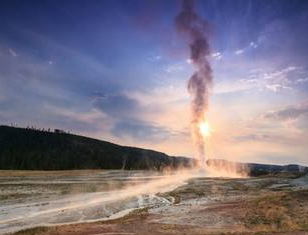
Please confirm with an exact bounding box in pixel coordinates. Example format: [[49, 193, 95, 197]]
[[175, 0, 213, 168]]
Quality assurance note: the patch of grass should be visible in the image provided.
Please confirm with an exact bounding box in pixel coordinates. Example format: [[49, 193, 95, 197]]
[[10, 227, 48, 235], [168, 191, 181, 204], [229, 182, 249, 191], [128, 207, 149, 216], [177, 186, 205, 197], [158, 189, 184, 204], [0, 193, 30, 201], [86, 184, 97, 193], [240, 190, 308, 232], [60, 189, 70, 195]]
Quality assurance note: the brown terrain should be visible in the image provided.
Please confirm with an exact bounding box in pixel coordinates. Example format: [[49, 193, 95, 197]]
[[5, 172, 308, 235]]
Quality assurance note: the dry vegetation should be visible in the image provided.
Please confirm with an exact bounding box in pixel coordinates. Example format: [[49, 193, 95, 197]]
[[240, 190, 308, 232]]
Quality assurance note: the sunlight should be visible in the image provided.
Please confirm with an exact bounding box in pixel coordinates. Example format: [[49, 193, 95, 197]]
[[199, 120, 210, 138]]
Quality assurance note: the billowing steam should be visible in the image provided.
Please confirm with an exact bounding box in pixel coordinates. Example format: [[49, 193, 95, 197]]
[[175, 0, 213, 166]]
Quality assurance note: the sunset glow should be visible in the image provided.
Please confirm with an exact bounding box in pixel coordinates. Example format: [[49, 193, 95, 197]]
[[199, 120, 210, 138], [0, 0, 307, 165], [0, 1, 308, 235]]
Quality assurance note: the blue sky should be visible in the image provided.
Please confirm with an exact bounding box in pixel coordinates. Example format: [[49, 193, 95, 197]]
[[0, 0, 308, 165]]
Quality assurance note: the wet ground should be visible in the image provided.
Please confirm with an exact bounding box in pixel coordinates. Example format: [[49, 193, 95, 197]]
[[0, 170, 194, 234], [1, 170, 308, 235]]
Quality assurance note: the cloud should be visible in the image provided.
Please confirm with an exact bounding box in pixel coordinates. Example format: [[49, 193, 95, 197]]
[[166, 64, 184, 73], [215, 65, 305, 94], [226, 103, 308, 160], [249, 41, 258, 48], [296, 77, 308, 84], [263, 102, 308, 121], [148, 54, 162, 61], [261, 66, 303, 92], [0, 39, 123, 138], [235, 49, 244, 55], [212, 52, 222, 60], [93, 93, 140, 118], [233, 133, 279, 143], [235, 41, 258, 55], [8, 48, 17, 57], [111, 118, 170, 142], [92, 93, 175, 142], [265, 84, 291, 92], [41, 105, 109, 133], [186, 58, 192, 64], [264, 66, 297, 80], [0, 38, 177, 146]]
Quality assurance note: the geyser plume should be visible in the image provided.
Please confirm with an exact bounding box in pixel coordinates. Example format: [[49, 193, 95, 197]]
[[175, 0, 213, 166]]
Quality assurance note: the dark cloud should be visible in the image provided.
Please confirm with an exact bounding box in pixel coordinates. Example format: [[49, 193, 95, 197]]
[[93, 93, 172, 142], [111, 118, 170, 142], [93, 93, 140, 118], [263, 103, 308, 121], [92, 92, 181, 142]]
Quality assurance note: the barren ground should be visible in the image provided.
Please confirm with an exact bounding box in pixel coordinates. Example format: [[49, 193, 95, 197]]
[[1, 171, 308, 235]]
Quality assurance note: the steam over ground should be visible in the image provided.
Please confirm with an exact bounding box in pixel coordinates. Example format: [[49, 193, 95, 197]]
[[0, 169, 248, 234]]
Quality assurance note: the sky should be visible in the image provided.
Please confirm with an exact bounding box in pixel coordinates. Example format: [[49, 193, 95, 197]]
[[0, 0, 308, 165]]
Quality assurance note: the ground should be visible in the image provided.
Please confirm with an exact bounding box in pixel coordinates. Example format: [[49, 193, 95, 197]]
[[1, 171, 308, 235]]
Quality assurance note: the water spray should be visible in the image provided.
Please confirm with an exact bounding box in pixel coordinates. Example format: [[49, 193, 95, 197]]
[[175, 0, 213, 168]]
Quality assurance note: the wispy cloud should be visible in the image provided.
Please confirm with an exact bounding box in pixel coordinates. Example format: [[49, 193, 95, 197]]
[[212, 52, 222, 60], [8, 48, 17, 57], [215, 65, 305, 94], [148, 54, 162, 61], [234, 41, 258, 55], [295, 77, 308, 84], [263, 101, 308, 121], [166, 63, 184, 73], [219, 100, 308, 166], [235, 49, 244, 55], [264, 66, 297, 80], [265, 84, 291, 92]]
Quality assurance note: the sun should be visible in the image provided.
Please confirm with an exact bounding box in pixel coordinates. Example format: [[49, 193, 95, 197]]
[[199, 121, 210, 138]]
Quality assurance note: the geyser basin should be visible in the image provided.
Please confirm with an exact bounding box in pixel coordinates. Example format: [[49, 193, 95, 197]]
[[0, 170, 195, 234]]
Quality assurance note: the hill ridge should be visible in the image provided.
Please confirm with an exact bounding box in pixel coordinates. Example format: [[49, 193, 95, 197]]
[[0, 125, 193, 170]]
